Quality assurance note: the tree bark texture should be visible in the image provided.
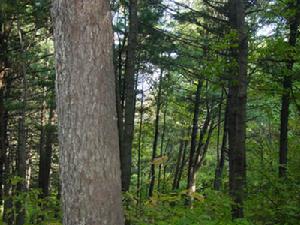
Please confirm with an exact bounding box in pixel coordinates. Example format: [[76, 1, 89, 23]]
[[53, 0, 124, 224], [227, 0, 248, 219], [16, 21, 28, 225]]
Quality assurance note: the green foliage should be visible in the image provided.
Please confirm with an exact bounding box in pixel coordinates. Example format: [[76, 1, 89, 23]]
[[1, 177, 61, 225], [125, 190, 255, 225]]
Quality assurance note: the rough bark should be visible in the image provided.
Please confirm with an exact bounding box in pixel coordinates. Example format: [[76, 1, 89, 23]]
[[53, 0, 124, 224], [121, 0, 138, 191], [227, 0, 248, 219], [279, 0, 300, 178], [16, 21, 27, 225]]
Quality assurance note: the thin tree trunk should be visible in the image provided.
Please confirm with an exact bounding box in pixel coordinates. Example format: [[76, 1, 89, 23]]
[[53, 0, 125, 224], [137, 85, 144, 208], [227, 0, 248, 219], [38, 106, 54, 198], [176, 136, 189, 189], [216, 90, 223, 163], [172, 139, 184, 190], [279, 0, 300, 178], [121, 0, 138, 191], [116, 32, 127, 159], [158, 108, 166, 192], [214, 102, 228, 190], [149, 69, 163, 197], [187, 80, 202, 201]]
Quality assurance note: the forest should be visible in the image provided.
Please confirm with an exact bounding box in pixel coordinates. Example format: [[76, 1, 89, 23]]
[[0, 0, 300, 224]]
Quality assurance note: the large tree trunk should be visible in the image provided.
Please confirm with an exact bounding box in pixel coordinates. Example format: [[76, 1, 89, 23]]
[[227, 0, 248, 219], [53, 0, 124, 224], [0, 11, 11, 209], [16, 21, 27, 225], [0, 46, 8, 208], [120, 0, 138, 191], [279, 0, 300, 178], [2, 80, 13, 225]]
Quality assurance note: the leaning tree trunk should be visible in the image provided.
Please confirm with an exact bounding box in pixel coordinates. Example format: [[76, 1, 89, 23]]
[[227, 0, 248, 219], [120, 0, 138, 191], [279, 0, 300, 178], [53, 0, 124, 224]]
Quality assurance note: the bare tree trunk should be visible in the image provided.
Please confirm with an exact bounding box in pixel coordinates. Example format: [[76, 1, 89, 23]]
[[173, 139, 184, 190], [158, 108, 166, 192], [121, 0, 138, 191], [0, 66, 8, 207], [214, 103, 228, 190], [279, 0, 300, 178], [16, 21, 27, 225], [116, 32, 126, 152], [176, 136, 189, 189], [149, 69, 163, 197], [227, 0, 248, 219], [2, 78, 13, 225], [38, 106, 54, 198], [0, 11, 11, 209], [187, 80, 202, 201], [136, 84, 144, 208], [0, 88, 8, 205], [3, 145, 13, 225], [53, 0, 124, 224]]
